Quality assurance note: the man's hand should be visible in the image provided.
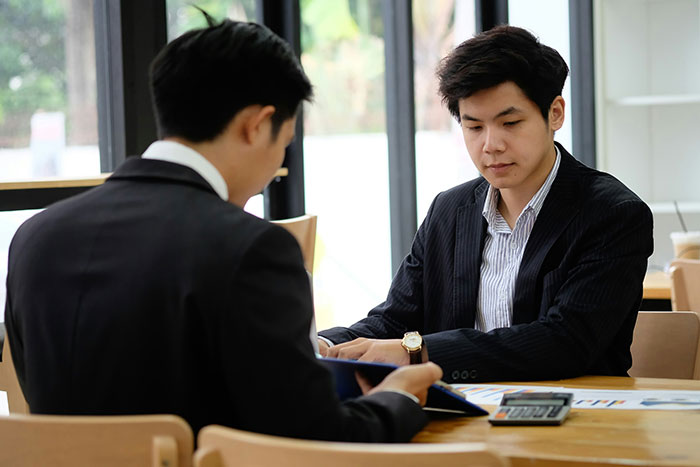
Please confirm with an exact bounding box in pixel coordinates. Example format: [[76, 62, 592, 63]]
[[326, 337, 427, 366], [356, 362, 443, 406], [317, 338, 330, 357]]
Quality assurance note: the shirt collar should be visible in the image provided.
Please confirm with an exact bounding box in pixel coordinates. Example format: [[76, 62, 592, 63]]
[[482, 145, 561, 223], [141, 140, 229, 201]]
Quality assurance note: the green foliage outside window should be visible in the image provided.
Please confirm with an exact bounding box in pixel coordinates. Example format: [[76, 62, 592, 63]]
[[301, 0, 386, 135], [0, 0, 66, 147]]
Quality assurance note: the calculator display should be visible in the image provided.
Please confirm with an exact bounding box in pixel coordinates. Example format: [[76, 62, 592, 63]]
[[503, 398, 566, 406]]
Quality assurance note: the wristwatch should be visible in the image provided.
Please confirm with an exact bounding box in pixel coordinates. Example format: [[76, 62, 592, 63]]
[[401, 331, 423, 364]]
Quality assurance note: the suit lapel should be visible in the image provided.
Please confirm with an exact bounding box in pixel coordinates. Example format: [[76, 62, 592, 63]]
[[512, 145, 582, 323], [453, 180, 488, 328]]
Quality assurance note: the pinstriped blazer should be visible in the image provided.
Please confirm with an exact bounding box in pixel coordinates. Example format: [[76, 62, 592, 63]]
[[320, 144, 654, 383]]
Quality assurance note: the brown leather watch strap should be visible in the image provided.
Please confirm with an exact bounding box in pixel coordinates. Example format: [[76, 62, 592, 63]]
[[408, 349, 422, 364]]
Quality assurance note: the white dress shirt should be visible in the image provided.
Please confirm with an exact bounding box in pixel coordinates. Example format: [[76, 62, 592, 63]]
[[475, 146, 561, 332], [141, 140, 229, 201]]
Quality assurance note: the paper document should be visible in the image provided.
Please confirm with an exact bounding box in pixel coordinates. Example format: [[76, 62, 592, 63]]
[[454, 384, 700, 410], [0, 390, 8, 416]]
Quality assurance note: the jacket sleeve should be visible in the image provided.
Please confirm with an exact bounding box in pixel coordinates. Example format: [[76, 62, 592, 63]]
[[220, 225, 427, 442]]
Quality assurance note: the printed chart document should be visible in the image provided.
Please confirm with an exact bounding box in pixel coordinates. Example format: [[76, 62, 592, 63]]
[[454, 384, 700, 410]]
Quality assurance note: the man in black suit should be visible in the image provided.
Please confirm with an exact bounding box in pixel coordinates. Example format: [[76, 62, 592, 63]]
[[4, 15, 442, 440], [319, 26, 653, 383]]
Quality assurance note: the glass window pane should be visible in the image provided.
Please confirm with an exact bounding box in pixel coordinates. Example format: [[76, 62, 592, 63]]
[[508, 0, 572, 151], [0, 0, 100, 182], [166, 0, 256, 40], [414, 0, 479, 222], [301, 0, 391, 330]]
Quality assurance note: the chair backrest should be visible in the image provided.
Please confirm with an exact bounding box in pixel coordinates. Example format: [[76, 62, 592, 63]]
[[271, 214, 317, 274], [629, 311, 700, 379], [0, 414, 193, 467], [193, 425, 508, 467], [670, 259, 700, 311], [0, 325, 29, 414]]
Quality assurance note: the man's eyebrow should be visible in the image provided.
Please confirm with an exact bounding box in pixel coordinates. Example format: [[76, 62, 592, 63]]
[[495, 106, 522, 118], [460, 106, 523, 122]]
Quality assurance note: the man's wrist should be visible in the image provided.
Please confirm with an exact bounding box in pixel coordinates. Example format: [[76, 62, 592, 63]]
[[318, 336, 334, 348]]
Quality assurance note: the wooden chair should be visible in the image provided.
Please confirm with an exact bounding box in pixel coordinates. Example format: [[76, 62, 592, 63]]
[[669, 259, 700, 311], [629, 311, 700, 379], [271, 214, 317, 274], [193, 425, 508, 467], [0, 414, 193, 467], [0, 325, 29, 414]]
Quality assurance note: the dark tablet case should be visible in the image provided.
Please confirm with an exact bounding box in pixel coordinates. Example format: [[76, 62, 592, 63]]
[[319, 357, 488, 416]]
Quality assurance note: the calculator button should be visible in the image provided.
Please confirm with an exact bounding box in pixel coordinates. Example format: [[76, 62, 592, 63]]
[[534, 407, 548, 418], [494, 410, 509, 419], [547, 407, 562, 417]]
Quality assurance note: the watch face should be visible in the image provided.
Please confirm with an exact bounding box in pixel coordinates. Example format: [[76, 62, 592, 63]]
[[403, 335, 422, 349]]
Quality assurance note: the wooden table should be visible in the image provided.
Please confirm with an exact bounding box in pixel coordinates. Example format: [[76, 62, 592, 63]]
[[643, 271, 671, 300], [415, 376, 700, 466]]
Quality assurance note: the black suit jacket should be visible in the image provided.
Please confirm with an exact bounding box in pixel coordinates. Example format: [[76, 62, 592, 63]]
[[5, 157, 426, 440], [321, 144, 654, 383]]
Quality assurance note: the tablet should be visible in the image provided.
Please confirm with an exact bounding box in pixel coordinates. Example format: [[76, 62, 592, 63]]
[[319, 357, 488, 416]]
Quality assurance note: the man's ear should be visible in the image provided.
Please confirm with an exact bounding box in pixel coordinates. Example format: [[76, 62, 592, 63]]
[[548, 96, 565, 132], [241, 105, 276, 145]]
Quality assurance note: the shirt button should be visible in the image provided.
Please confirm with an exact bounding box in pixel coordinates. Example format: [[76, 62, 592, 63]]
[[499, 291, 507, 301], [510, 241, 518, 250]]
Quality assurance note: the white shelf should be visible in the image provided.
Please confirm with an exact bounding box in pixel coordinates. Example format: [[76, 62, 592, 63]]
[[610, 94, 700, 106], [649, 202, 700, 214]]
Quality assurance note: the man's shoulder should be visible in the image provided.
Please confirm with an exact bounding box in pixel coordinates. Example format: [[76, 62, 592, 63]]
[[566, 156, 647, 210]]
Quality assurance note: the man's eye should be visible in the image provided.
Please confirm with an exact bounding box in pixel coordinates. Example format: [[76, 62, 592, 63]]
[[504, 120, 521, 126], [467, 126, 482, 131]]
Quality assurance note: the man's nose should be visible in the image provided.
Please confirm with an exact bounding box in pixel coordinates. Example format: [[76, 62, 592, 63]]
[[483, 127, 505, 154]]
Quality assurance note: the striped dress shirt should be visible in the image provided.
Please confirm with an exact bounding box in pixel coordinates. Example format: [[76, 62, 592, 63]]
[[475, 148, 561, 332]]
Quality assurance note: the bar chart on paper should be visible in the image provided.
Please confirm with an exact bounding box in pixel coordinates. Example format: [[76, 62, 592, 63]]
[[454, 384, 700, 410]]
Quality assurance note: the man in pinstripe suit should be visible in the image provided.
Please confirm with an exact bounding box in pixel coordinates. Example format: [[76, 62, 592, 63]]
[[319, 26, 653, 383]]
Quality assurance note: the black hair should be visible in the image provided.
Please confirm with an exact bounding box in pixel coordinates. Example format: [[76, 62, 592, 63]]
[[437, 25, 568, 121], [149, 11, 312, 142]]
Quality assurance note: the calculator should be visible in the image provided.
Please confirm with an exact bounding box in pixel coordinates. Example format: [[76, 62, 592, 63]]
[[488, 392, 573, 426]]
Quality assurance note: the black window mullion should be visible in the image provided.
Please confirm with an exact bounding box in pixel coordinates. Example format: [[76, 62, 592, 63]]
[[94, 0, 166, 171], [475, 0, 508, 33], [568, 0, 596, 168], [383, 0, 417, 274]]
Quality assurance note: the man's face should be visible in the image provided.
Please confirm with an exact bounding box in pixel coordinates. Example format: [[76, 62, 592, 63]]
[[458, 81, 562, 197]]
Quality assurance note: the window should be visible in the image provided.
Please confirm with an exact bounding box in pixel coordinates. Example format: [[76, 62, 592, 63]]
[[301, 0, 391, 329], [508, 0, 572, 151], [413, 0, 478, 222], [0, 0, 99, 182]]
